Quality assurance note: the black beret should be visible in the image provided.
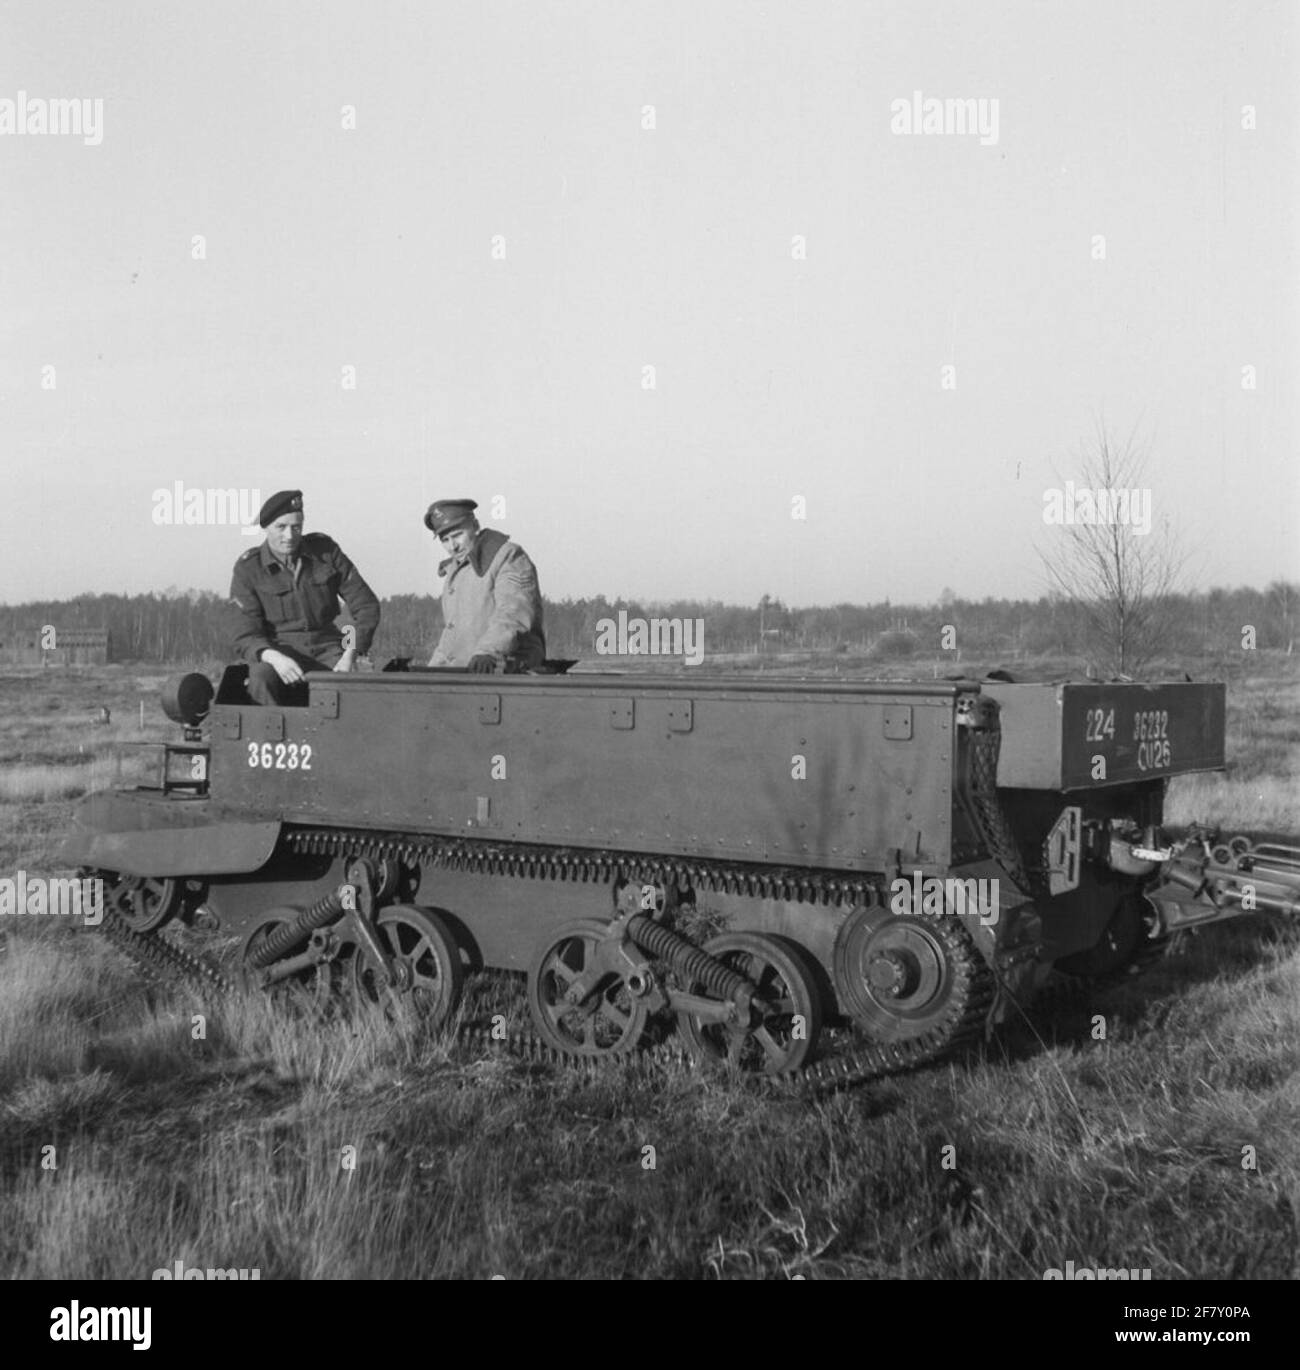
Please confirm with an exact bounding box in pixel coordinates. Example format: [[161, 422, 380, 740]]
[[259, 489, 303, 527], [424, 499, 478, 535]]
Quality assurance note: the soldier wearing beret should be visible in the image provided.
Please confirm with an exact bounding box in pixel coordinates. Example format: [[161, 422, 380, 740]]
[[425, 499, 545, 672], [230, 490, 381, 705]]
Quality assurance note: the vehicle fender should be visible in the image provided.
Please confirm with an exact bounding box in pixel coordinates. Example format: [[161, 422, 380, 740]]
[[56, 791, 281, 877]]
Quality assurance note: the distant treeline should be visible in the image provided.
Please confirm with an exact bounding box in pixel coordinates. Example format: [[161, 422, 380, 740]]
[[1, 583, 1295, 666]]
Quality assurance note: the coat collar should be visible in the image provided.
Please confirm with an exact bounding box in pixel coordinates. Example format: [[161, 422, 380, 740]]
[[439, 527, 508, 578], [259, 537, 316, 575]]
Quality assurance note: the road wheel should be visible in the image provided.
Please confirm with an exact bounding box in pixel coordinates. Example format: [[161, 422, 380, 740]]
[[241, 907, 335, 1014], [527, 919, 649, 1057], [677, 932, 821, 1074], [103, 872, 182, 934], [352, 905, 463, 1028]]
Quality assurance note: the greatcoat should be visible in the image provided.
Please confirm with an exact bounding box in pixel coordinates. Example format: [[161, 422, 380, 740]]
[[430, 528, 545, 668]]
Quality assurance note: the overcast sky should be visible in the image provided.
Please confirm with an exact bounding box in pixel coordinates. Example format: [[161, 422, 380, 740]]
[[2, 0, 1296, 609]]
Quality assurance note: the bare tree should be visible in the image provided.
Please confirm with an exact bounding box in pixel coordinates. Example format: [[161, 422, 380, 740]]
[[1265, 580, 1295, 653], [1038, 420, 1187, 677]]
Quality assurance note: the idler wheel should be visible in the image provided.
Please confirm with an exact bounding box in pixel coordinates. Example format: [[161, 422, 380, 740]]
[[834, 906, 976, 1044], [351, 905, 463, 1028], [104, 872, 182, 934], [527, 919, 649, 1057], [677, 932, 822, 1074]]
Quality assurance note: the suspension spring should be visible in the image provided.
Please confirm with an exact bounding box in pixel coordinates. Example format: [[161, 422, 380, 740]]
[[626, 914, 752, 1003], [247, 887, 347, 968]]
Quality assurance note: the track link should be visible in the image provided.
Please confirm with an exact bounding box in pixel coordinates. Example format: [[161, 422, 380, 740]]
[[285, 826, 883, 908], [1030, 931, 1181, 1015], [96, 823, 999, 1098], [101, 906, 235, 993]]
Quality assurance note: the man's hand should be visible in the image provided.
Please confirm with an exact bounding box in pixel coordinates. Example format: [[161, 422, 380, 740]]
[[333, 647, 356, 673], [468, 654, 498, 674], [261, 649, 304, 685]]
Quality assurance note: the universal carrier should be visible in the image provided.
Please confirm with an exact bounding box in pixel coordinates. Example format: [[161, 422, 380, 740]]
[[61, 667, 1300, 1084]]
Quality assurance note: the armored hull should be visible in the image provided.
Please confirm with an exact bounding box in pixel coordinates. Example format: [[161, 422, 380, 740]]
[[59, 666, 1297, 1081]]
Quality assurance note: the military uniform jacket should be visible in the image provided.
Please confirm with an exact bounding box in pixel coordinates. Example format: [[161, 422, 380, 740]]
[[430, 528, 545, 667], [230, 534, 380, 665]]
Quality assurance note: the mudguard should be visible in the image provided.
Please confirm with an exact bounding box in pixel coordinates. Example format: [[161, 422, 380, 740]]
[[57, 790, 281, 878]]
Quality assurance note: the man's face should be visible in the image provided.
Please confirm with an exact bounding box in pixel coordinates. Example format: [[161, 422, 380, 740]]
[[438, 519, 479, 559], [267, 512, 304, 558]]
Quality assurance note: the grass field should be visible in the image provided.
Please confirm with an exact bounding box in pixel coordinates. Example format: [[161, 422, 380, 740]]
[[0, 657, 1297, 1280]]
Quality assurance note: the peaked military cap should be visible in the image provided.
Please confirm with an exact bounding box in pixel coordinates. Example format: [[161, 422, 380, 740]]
[[424, 498, 479, 535], [258, 489, 303, 527]]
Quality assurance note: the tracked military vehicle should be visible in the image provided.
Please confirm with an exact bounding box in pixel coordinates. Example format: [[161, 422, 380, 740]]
[[59, 664, 1300, 1086]]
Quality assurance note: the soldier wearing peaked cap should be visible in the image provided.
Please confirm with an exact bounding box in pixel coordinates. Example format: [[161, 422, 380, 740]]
[[230, 489, 381, 705], [423, 499, 479, 538], [425, 499, 545, 672]]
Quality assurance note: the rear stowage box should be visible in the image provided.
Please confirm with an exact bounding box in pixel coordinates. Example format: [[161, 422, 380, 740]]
[[981, 682, 1225, 791]]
